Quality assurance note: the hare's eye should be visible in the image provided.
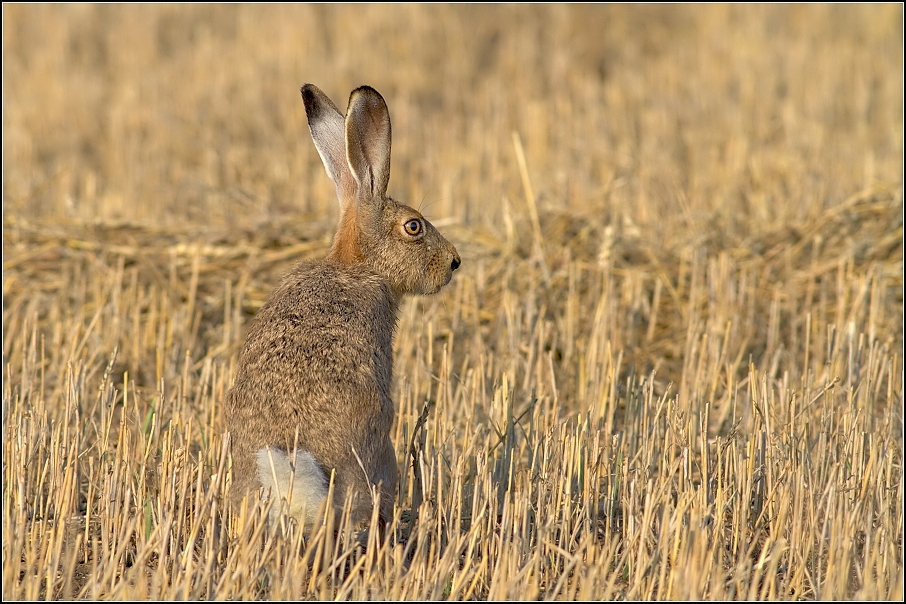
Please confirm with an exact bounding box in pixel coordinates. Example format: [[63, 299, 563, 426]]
[[404, 219, 422, 236]]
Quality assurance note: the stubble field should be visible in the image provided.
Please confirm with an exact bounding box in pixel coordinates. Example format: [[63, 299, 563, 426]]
[[2, 4, 903, 600]]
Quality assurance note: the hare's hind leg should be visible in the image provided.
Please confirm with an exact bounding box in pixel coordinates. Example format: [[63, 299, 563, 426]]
[[256, 447, 329, 528]]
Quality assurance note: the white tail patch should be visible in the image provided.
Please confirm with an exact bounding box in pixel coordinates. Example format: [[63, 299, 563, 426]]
[[256, 447, 328, 528]]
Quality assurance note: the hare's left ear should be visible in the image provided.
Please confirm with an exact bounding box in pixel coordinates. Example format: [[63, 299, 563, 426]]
[[345, 86, 392, 201], [301, 84, 357, 206]]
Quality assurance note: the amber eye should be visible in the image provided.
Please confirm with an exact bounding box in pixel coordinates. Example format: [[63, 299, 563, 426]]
[[404, 219, 422, 236]]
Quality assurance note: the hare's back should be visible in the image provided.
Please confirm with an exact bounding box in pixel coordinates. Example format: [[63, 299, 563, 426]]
[[226, 260, 397, 508], [236, 260, 397, 398]]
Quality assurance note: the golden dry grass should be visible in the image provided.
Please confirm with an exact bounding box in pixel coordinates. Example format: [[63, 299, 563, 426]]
[[2, 4, 903, 600]]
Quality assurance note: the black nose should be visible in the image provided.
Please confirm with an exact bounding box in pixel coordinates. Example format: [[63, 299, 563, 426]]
[[451, 254, 461, 272]]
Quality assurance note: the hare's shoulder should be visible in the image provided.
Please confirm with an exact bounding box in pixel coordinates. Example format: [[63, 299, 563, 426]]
[[272, 259, 392, 307], [249, 259, 395, 334], [236, 259, 396, 376]]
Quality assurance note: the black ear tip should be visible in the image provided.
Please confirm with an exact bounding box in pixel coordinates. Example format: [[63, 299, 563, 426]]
[[350, 85, 384, 102], [301, 84, 320, 117], [348, 86, 389, 117]]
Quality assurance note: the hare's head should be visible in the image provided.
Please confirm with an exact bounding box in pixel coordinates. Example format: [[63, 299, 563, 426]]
[[301, 84, 461, 297]]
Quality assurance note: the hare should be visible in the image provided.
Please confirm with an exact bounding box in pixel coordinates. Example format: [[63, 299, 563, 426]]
[[225, 84, 461, 533]]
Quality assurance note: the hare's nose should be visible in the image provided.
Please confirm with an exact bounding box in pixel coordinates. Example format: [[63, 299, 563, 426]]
[[451, 252, 461, 272]]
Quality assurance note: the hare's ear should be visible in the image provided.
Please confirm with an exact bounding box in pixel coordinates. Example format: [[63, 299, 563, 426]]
[[345, 86, 391, 201], [301, 84, 356, 204]]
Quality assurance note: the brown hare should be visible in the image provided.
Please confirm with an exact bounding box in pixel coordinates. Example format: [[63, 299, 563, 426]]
[[225, 84, 461, 534]]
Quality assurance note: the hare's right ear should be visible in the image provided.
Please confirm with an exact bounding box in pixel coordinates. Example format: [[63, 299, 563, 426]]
[[301, 84, 356, 205], [344, 86, 391, 202]]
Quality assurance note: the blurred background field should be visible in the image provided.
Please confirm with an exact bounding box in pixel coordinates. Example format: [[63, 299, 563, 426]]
[[2, 4, 903, 600]]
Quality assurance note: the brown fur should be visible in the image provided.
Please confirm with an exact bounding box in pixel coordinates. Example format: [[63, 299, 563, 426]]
[[330, 207, 363, 264], [225, 84, 460, 529]]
